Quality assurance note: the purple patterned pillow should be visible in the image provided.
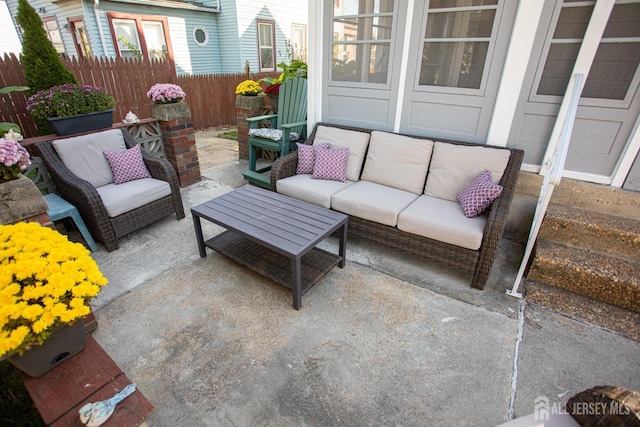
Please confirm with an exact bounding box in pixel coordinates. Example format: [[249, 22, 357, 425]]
[[312, 147, 350, 182], [457, 170, 503, 218], [296, 142, 330, 174], [103, 144, 151, 184]]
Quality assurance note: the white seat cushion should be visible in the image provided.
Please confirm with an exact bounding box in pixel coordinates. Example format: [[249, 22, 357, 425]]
[[397, 195, 487, 250], [249, 128, 300, 141], [277, 174, 356, 209], [331, 181, 418, 227], [52, 129, 126, 188], [96, 178, 172, 217], [314, 126, 370, 181], [360, 131, 434, 194], [424, 142, 511, 202]]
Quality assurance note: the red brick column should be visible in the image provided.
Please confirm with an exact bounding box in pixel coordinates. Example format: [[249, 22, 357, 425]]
[[152, 102, 200, 187], [236, 95, 265, 160]]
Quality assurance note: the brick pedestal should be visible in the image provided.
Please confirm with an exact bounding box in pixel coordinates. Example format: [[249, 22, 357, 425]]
[[236, 95, 265, 160], [152, 102, 200, 187]]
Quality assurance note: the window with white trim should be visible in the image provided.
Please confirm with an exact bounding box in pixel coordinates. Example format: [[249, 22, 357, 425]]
[[331, 0, 394, 84], [535, 0, 640, 101], [292, 23, 307, 61], [42, 17, 65, 54], [108, 13, 171, 63], [418, 0, 499, 90], [257, 20, 275, 71]]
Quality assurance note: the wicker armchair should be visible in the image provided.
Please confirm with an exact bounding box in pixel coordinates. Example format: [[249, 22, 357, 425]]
[[34, 129, 185, 251]]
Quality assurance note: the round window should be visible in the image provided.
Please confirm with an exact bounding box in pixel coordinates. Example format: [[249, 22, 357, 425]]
[[193, 26, 208, 46]]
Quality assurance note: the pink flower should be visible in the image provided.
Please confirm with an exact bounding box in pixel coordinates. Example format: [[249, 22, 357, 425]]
[[0, 135, 31, 180], [147, 83, 186, 104]]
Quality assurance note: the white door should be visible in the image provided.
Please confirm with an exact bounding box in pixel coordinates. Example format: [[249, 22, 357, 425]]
[[399, 0, 519, 142]]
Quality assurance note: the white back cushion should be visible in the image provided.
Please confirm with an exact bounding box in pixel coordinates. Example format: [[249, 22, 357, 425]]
[[314, 125, 370, 181], [424, 142, 511, 202], [361, 131, 434, 194], [52, 129, 126, 188]]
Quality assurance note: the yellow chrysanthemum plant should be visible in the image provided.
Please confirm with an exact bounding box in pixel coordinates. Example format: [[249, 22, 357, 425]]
[[235, 80, 263, 96], [0, 222, 108, 358]]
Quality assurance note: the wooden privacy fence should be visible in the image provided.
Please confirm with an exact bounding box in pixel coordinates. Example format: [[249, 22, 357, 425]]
[[0, 53, 278, 138]]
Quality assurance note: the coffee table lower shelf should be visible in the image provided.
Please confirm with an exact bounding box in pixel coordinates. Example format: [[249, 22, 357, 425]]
[[205, 230, 342, 295]]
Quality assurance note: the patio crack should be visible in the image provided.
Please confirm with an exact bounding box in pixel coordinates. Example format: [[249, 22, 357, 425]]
[[507, 299, 526, 421]]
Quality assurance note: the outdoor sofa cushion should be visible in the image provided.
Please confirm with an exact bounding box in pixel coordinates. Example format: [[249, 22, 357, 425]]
[[331, 181, 418, 227], [277, 174, 356, 209], [424, 142, 511, 202], [312, 147, 350, 182], [313, 125, 370, 181], [249, 128, 300, 142], [457, 170, 504, 218], [52, 129, 126, 187], [96, 177, 172, 217], [360, 131, 434, 194], [296, 142, 329, 174], [103, 144, 151, 184], [397, 195, 487, 250]]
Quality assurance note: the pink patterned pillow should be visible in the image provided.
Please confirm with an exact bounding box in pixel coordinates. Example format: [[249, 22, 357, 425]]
[[103, 144, 151, 184], [312, 147, 350, 182], [457, 170, 503, 218], [296, 142, 330, 174]]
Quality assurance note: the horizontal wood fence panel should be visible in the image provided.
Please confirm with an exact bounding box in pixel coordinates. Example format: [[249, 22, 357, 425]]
[[0, 53, 278, 138]]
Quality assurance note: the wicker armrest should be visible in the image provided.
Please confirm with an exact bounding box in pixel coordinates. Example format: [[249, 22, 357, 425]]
[[141, 152, 185, 219], [472, 148, 524, 289], [269, 151, 299, 191]]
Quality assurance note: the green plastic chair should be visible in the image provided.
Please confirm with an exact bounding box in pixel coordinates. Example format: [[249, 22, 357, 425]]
[[242, 78, 307, 188]]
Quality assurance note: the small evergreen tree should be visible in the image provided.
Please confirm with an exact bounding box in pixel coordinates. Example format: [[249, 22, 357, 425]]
[[16, 0, 77, 94]]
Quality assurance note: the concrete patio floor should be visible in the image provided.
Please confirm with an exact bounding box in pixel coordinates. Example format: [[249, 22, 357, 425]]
[[86, 131, 639, 426]]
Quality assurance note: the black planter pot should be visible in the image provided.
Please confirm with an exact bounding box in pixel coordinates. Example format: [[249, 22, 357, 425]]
[[7, 321, 86, 377], [47, 109, 114, 136]]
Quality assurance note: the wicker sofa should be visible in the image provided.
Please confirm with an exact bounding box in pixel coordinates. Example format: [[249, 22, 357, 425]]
[[35, 128, 185, 252], [269, 122, 524, 290]]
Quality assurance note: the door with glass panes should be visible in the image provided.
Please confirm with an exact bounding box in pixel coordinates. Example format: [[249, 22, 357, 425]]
[[399, 0, 518, 142], [509, 0, 640, 180]]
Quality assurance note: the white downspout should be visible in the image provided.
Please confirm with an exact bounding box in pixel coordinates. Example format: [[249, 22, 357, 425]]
[[94, 0, 107, 56]]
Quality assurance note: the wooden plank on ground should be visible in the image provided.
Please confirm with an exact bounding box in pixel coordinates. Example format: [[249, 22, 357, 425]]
[[22, 335, 154, 426]]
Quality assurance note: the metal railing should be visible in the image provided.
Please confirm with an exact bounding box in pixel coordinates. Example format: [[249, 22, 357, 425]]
[[507, 73, 584, 298]]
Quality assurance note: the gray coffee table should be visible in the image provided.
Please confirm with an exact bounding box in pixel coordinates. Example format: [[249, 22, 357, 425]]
[[191, 185, 348, 309]]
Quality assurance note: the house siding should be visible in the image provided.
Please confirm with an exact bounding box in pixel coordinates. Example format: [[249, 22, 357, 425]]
[[216, 0, 241, 73], [235, 0, 307, 74]]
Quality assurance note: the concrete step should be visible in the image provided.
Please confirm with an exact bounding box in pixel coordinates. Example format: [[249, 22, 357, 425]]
[[527, 240, 640, 313], [525, 280, 640, 341], [515, 172, 640, 219], [539, 204, 640, 262]]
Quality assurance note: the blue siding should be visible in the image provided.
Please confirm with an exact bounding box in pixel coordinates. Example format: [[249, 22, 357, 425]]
[[216, 0, 242, 73], [5, 0, 306, 76]]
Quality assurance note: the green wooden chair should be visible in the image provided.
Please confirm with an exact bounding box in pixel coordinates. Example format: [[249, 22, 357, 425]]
[[242, 78, 307, 188]]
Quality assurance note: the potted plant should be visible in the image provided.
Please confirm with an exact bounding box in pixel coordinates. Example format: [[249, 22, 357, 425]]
[[26, 84, 116, 136], [0, 222, 108, 377], [147, 83, 186, 104], [0, 129, 31, 182], [147, 83, 190, 122], [235, 80, 263, 97]]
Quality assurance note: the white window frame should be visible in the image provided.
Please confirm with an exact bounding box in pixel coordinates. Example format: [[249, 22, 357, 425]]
[[529, 0, 640, 109], [257, 20, 275, 72], [414, 1, 504, 96], [330, 0, 396, 87]]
